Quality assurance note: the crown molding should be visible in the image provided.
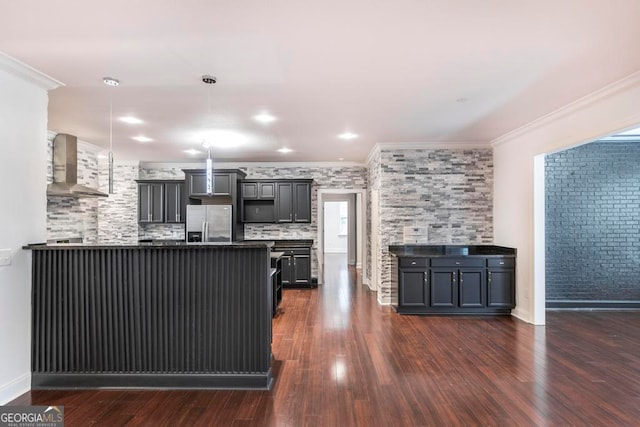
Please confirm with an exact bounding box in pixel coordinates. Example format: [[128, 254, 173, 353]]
[[0, 52, 63, 90], [492, 70, 640, 148], [139, 160, 366, 169]]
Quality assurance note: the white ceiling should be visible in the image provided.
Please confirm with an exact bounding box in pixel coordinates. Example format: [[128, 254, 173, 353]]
[[1, 0, 640, 162]]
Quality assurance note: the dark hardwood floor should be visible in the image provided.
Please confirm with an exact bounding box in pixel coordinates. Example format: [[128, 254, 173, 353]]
[[8, 254, 640, 426]]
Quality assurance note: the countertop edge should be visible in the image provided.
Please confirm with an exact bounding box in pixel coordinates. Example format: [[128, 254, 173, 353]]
[[388, 244, 517, 257], [24, 242, 275, 250]]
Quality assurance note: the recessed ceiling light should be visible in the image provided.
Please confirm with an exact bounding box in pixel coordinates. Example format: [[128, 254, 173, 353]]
[[132, 136, 153, 143], [277, 147, 293, 154], [102, 77, 119, 87], [198, 130, 247, 149], [339, 157, 344, 161], [119, 116, 143, 124], [184, 149, 201, 155], [254, 113, 277, 124], [338, 132, 358, 140]]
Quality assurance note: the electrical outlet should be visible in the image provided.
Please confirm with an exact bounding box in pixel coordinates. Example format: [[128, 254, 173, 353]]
[[0, 249, 11, 266]]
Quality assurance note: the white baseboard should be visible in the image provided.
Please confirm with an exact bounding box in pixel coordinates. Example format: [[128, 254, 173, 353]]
[[0, 372, 30, 405], [324, 249, 347, 254]]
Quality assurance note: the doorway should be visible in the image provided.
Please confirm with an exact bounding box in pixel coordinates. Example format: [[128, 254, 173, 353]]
[[323, 201, 349, 260], [317, 189, 366, 286]]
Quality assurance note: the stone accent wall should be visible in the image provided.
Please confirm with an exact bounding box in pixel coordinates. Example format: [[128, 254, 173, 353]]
[[46, 137, 100, 243], [545, 141, 640, 302], [370, 148, 494, 303], [97, 161, 139, 244], [238, 165, 368, 278]]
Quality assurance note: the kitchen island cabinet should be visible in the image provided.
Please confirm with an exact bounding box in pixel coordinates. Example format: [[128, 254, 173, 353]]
[[390, 245, 516, 315], [25, 242, 274, 390]]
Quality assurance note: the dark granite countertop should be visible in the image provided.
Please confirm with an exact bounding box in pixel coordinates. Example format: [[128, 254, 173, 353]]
[[243, 239, 314, 248], [24, 241, 274, 250], [389, 245, 516, 257]]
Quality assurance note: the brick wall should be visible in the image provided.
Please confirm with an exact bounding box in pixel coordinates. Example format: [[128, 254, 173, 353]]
[[545, 141, 640, 302]]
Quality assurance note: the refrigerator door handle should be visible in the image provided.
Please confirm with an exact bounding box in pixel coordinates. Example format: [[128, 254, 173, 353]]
[[201, 221, 206, 241]]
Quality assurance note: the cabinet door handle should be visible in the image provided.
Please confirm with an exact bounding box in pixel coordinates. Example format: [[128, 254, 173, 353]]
[[488, 271, 492, 283], [423, 271, 428, 283], [460, 272, 463, 284], [289, 213, 292, 220], [452, 272, 456, 283]]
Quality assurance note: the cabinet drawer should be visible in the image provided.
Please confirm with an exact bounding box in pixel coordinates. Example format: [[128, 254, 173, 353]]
[[274, 247, 310, 256], [487, 258, 515, 268], [399, 257, 428, 268], [430, 257, 485, 268]]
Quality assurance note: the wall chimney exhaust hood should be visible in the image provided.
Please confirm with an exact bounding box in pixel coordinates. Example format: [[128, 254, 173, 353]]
[[47, 133, 109, 198]]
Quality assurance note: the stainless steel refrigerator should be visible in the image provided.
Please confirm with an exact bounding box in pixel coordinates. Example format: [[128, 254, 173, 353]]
[[186, 205, 233, 243]]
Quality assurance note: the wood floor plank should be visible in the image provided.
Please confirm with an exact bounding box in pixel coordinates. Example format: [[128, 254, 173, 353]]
[[7, 254, 640, 426]]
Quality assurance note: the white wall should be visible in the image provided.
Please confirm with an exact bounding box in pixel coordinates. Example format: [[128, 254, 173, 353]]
[[0, 53, 60, 404], [324, 201, 347, 253], [493, 71, 640, 325]]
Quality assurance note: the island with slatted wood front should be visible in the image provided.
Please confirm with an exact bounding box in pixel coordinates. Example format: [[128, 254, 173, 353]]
[[25, 241, 274, 390]]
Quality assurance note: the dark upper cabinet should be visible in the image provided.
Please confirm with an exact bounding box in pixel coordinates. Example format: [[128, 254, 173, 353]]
[[275, 182, 293, 222], [242, 181, 277, 222], [275, 180, 312, 223], [293, 182, 311, 222], [241, 179, 311, 223], [138, 182, 164, 223], [242, 181, 275, 200], [185, 171, 234, 197], [138, 181, 186, 224], [164, 182, 186, 223]]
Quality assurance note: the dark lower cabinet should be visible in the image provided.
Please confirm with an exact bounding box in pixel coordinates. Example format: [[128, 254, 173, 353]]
[[277, 246, 312, 288], [393, 255, 515, 315], [487, 269, 515, 307], [399, 269, 428, 308]]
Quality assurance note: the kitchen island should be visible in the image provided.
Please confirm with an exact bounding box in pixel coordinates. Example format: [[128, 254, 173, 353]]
[[25, 241, 274, 390], [389, 245, 516, 315]]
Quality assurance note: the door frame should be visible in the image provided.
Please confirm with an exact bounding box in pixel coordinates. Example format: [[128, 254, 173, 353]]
[[317, 189, 367, 286]]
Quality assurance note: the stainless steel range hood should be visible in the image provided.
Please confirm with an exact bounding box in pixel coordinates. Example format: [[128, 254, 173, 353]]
[[47, 133, 109, 198]]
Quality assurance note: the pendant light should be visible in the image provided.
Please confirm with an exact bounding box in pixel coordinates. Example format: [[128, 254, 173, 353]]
[[103, 76, 119, 194], [202, 75, 216, 195]]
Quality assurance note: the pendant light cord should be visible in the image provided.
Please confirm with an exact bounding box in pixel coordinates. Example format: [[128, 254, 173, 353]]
[[108, 84, 115, 194]]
